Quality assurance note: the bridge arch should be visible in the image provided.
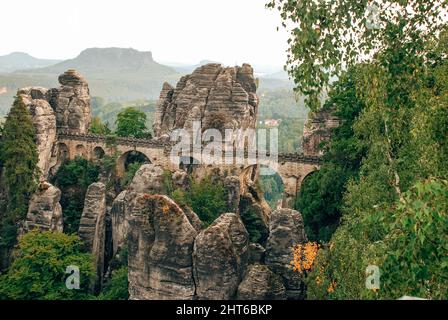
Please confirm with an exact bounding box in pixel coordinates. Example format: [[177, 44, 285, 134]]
[[93, 146, 106, 160], [57, 142, 70, 162], [116, 150, 151, 177], [75, 144, 86, 158]]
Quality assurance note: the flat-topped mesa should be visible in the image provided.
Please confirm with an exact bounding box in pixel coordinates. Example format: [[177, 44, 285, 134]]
[[153, 63, 259, 138]]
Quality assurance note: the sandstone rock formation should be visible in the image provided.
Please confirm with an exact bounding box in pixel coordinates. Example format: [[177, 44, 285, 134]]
[[111, 165, 203, 256], [17, 88, 57, 178], [78, 182, 107, 293], [110, 190, 129, 256], [265, 208, 308, 299], [127, 164, 167, 195], [25, 181, 63, 233], [128, 194, 198, 300], [48, 69, 91, 134], [239, 184, 271, 245], [237, 264, 286, 300], [193, 213, 249, 300], [223, 175, 241, 213], [248, 243, 266, 264], [14, 70, 92, 178], [301, 108, 340, 157], [153, 63, 258, 138]]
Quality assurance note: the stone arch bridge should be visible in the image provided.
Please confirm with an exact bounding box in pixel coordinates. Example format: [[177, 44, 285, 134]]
[[56, 132, 322, 207]]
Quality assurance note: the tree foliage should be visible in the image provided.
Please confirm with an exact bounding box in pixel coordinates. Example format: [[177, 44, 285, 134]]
[[164, 174, 227, 227], [0, 96, 38, 256], [185, 176, 227, 227], [304, 31, 448, 299], [99, 267, 129, 300], [90, 116, 111, 135], [267, 0, 448, 109], [52, 157, 100, 234], [0, 231, 94, 300], [115, 107, 151, 139], [295, 67, 367, 242]]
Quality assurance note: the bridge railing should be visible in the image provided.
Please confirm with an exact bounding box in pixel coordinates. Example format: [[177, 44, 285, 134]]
[[57, 131, 322, 165], [57, 131, 171, 148]]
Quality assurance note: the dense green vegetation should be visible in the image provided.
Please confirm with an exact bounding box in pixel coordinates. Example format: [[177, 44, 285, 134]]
[[272, 0, 448, 299], [0, 231, 94, 300], [165, 174, 227, 227], [258, 172, 284, 209], [115, 107, 152, 139], [0, 96, 39, 262], [294, 68, 366, 242], [89, 116, 111, 135], [99, 267, 129, 300], [100, 247, 129, 300], [51, 157, 100, 234], [92, 98, 156, 133]]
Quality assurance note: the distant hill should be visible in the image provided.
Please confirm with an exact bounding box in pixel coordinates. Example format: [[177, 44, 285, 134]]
[[24, 47, 176, 76], [0, 48, 296, 116], [0, 52, 61, 73], [0, 48, 181, 114]]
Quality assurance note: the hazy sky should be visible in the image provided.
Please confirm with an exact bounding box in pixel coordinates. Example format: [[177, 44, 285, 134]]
[[0, 0, 290, 67]]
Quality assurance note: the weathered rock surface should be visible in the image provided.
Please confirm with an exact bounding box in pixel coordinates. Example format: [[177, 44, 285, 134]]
[[111, 165, 202, 255], [239, 184, 271, 245], [25, 181, 63, 233], [224, 176, 241, 213], [301, 108, 340, 157], [128, 194, 198, 300], [14, 70, 92, 178], [110, 190, 129, 255], [48, 69, 91, 134], [153, 63, 258, 138], [265, 208, 308, 299], [110, 164, 166, 255], [17, 88, 57, 178], [193, 213, 249, 300], [127, 164, 167, 195], [237, 264, 286, 300], [78, 182, 107, 293], [248, 243, 266, 264]]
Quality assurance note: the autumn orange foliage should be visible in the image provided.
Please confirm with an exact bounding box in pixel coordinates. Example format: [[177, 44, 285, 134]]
[[290, 241, 319, 274]]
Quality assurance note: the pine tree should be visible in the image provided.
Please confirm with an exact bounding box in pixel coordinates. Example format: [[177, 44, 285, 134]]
[[0, 96, 38, 254]]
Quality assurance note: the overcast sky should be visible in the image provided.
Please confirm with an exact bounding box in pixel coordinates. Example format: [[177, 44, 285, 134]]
[[0, 0, 290, 68]]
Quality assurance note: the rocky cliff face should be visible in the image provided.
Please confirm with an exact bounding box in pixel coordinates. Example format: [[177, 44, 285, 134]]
[[301, 108, 340, 157], [193, 213, 249, 300], [49, 69, 91, 133], [153, 63, 258, 138], [128, 194, 198, 300], [24, 181, 63, 233], [15, 69, 92, 179], [118, 161, 308, 300], [78, 182, 107, 293], [17, 88, 57, 178], [265, 208, 308, 299]]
